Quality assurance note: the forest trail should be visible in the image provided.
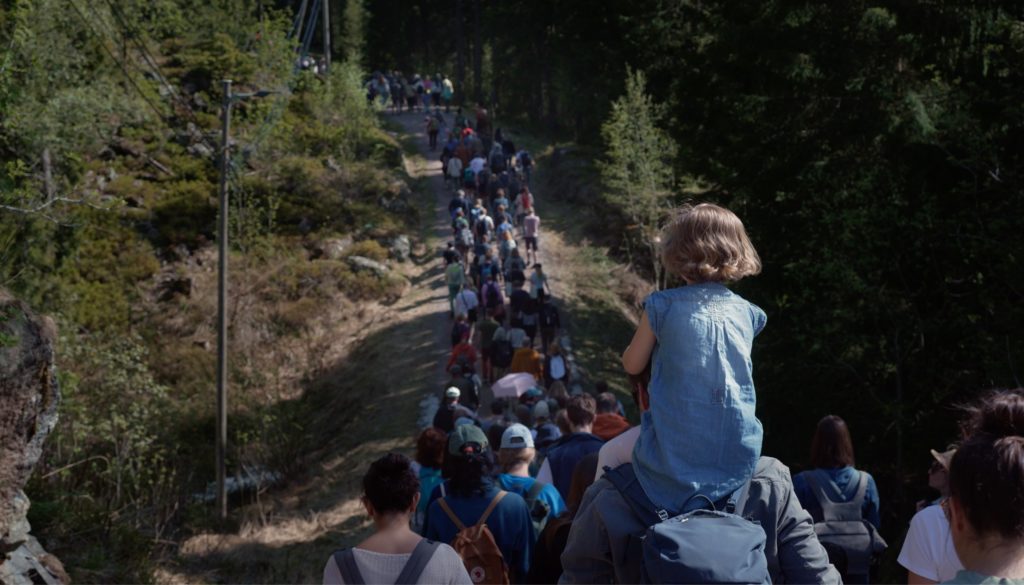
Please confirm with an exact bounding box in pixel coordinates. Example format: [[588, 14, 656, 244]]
[[163, 110, 618, 583], [164, 113, 460, 583]]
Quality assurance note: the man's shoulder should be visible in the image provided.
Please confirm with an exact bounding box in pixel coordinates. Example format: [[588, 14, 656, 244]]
[[751, 456, 793, 485]]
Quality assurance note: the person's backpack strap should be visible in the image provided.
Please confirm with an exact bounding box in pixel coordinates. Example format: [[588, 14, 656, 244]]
[[723, 476, 753, 515], [476, 491, 507, 526], [806, 469, 860, 521], [437, 497, 467, 531], [332, 548, 366, 585], [851, 470, 870, 507], [603, 464, 666, 526], [394, 539, 441, 585]]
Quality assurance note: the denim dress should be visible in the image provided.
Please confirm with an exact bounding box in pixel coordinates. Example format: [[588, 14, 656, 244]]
[[632, 282, 766, 512]]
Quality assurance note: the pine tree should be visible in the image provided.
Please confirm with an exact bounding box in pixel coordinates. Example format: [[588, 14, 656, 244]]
[[601, 68, 677, 288]]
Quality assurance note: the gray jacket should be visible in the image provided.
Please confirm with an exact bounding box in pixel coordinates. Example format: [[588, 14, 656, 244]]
[[559, 456, 843, 584]]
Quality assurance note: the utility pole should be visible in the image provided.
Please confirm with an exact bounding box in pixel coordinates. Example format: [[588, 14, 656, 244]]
[[216, 79, 232, 522], [322, 0, 331, 72]]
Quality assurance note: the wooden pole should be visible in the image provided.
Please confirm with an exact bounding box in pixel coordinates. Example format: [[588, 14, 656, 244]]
[[216, 79, 232, 522], [322, 0, 331, 72]]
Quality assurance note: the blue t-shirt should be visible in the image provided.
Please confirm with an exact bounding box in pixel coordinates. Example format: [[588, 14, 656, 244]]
[[793, 466, 881, 529], [633, 282, 767, 512], [497, 473, 567, 521], [424, 480, 536, 581]]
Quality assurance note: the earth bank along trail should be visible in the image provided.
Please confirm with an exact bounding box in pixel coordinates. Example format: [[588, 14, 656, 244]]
[[166, 111, 621, 583]]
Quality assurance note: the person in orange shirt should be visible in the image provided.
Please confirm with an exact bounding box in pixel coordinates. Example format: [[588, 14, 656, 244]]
[[447, 334, 478, 373], [508, 338, 544, 381]]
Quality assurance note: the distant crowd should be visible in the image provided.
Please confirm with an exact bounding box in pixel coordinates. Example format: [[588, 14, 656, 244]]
[[322, 74, 1024, 585]]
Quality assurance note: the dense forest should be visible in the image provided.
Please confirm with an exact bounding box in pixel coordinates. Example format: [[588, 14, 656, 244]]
[[1, 0, 1023, 581], [362, 0, 1024, 555]]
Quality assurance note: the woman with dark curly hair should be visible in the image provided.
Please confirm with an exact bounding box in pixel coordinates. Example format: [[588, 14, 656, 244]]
[[412, 428, 448, 535], [423, 425, 535, 582], [323, 453, 470, 584], [945, 389, 1024, 584]]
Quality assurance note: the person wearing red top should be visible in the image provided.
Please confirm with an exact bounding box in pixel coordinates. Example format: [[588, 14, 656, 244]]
[[447, 335, 479, 372], [591, 392, 630, 441]]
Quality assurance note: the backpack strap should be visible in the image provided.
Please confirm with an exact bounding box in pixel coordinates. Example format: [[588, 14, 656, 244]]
[[850, 470, 870, 507], [332, 548, 366, 585], [603, 464, 667, 525], [525, 480, 546, 508], [806, 469, 861, 521], [394, 539, 441, 585], [477, 491, 507, 526], [437, 497, 466, 531]]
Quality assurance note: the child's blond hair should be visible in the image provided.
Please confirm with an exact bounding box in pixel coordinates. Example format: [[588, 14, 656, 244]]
[[660, 203, 761, 283]]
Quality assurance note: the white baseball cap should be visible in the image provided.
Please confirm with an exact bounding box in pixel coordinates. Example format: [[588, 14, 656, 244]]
[[501, 423, 535, 449], [445, 387, 461, 399]]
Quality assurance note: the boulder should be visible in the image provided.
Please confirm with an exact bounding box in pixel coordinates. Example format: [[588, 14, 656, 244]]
[[346, 256, 390, 277], [321, 237, 353, 261], [187, 143, 214, 159], [388, 235, 411, 262], [0, 290, 68, 584]]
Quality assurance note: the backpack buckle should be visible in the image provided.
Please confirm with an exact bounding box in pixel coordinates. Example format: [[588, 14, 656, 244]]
[[657, 509, 670, 521]]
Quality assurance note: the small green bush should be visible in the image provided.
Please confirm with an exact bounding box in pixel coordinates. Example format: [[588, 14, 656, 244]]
[[151, 179, 217, 247]]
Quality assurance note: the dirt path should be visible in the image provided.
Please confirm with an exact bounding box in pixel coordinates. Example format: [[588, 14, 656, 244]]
[[164, 113, 465, 584], [163, 112, 638, 584]]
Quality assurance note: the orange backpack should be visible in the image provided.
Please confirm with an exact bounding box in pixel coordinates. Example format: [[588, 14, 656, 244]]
[[436, 491, 511, 585]]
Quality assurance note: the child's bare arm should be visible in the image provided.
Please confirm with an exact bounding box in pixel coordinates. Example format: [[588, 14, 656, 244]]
[[622, 310, 656, 375]]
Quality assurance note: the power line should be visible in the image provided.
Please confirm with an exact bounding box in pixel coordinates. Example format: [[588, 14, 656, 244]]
[[66, 0, 172, 126]]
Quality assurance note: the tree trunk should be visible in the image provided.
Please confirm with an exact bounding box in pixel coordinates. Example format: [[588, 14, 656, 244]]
[[455, 0, 465, 106], [472, 0, 482, 104]]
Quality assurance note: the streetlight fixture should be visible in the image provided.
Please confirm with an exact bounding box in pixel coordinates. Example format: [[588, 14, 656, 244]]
[[216, 79, 280, 521]]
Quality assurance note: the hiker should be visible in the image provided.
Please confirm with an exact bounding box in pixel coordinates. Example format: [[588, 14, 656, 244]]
[[898, 445, 964, 583], [538, 299, 560, 354], [620, 203, 764, 510], [514, 189, 533, 228], [504, 249, 527, 296], [528, 452, 598, 584], [432, 387, 477, 434], [453, 286, 479, 323], [542, 341, 570, 390], [916, 445, 955, 511], [501, 137, 516, 173], [412, 428, 448, 535], [450, 314, 472, 348], [477, 311, 500, 383], [530, 400, 562, 458], [444, 364, 478, 410], [509, 338, 543, 382], [945, 389, 1024, 583], [441, 75, 454, 112], [515, 150, 533, 184], [426, 114, 440, 150], [445, 263, 467, 317], [521, 208, 540, 264], [496, 424, 567, 535], [447, 335, 479, 377], [442, 242, 462, 267], [447, 151, 464, 189], [480, 273, 504, 322], [492, 189, 511, 219], [560, 453, 842, 584], [498, 230, 518, 271], [323, 453, 472, 585], [520, 297, 539, 348], [533, 394, 603, 501], [792, 415, 884, 584], [528, 264, 549, 304], [423, 425, 536, 583], [480, 398, 512, 434], [490, 325, 514, 381], [449, 190, 470, 219], [591, 391, 629, 441], [507, 280, 530, 329]]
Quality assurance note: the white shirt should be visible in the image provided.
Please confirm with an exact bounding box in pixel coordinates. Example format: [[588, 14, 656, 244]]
[[594, 425, 640, 482], [548, 355, 566, 380], [447, 157, 463, 178], [897, 503, 964, 582], [453, 289, 479, 317], [469, 157, 486, 174]]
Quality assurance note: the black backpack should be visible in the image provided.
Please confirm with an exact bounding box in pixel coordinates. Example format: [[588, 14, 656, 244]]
[[485, 283, 502, 308], [805, 470, 888, 583], [492, 339, 514, 368], [539, 304, 559, 328]]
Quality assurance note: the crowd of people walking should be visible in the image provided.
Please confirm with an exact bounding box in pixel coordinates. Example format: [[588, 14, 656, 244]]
[[322, 85, 1024, 585]]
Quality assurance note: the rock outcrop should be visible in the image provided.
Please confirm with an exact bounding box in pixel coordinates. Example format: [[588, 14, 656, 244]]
[[0, 290, 68, 585]]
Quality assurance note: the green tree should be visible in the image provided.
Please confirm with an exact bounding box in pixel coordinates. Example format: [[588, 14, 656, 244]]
[[601, 68, 677, 288]]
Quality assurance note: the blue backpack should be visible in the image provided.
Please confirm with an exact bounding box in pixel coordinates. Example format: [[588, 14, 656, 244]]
[[604, 464, 770, 585]]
